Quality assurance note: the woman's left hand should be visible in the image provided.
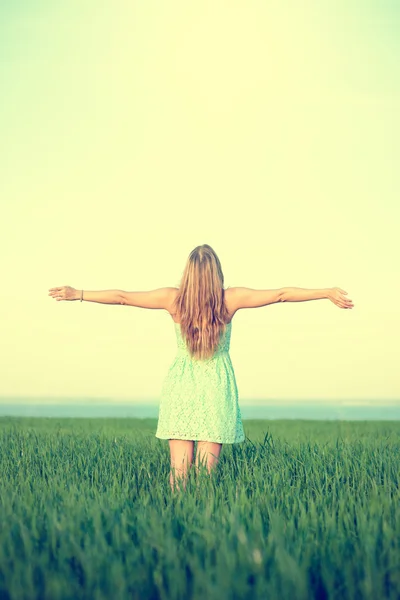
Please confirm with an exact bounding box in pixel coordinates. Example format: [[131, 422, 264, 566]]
[[48, 286, 78, 301]]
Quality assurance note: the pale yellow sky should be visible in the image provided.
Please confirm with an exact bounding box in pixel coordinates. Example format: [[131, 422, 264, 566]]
[[1, 1, 399, 404]]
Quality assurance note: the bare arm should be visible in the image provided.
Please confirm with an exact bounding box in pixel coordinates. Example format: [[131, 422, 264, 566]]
[[78, 290, 124, 304], [48, 286, 177, 309], [282, 286, 354, 308], [48, 286, 124, 304], [281, 287, 330, 302], [229, 287, 284, 310], [230, 286, 353, 310]]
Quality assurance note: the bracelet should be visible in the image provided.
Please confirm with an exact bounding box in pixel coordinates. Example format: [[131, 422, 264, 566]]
[[80, 290, 83, 302]]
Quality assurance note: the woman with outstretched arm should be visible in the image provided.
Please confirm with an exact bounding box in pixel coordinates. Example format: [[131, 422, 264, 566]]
[[49, 244, 354, 492]]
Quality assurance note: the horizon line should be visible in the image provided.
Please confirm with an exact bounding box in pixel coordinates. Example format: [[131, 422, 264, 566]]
[[0, 396, 399, 406]]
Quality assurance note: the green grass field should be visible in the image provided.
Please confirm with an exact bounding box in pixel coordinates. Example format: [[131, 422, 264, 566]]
[[0, 417, 399, 600]]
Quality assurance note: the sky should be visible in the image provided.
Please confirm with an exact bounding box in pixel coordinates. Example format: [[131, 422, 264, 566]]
[[1, 1, 399, 405]]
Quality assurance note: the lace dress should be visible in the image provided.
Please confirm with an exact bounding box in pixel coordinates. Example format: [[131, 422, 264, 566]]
[[155, 320, 245, 444]]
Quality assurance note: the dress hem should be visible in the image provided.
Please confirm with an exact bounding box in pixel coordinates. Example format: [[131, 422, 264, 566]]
[[155, 433, 245, 444]]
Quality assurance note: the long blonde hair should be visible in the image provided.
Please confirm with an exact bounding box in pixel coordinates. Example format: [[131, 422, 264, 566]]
[[172, 244, 231, 360]]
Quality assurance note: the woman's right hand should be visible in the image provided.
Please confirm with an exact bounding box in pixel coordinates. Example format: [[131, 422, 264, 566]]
[[328, 287, 354, 309], [48, 286, 78, 301]]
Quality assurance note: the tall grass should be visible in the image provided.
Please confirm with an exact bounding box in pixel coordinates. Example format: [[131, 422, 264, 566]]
[[0, 417, 399, 599]]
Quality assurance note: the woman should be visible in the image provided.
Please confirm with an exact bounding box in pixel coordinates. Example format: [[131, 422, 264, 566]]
[[49, 244, 354, 492]]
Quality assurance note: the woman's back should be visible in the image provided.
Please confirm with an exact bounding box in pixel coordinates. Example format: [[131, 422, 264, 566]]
[[168, 286, 283, 326], [174, 320, 232, 360]]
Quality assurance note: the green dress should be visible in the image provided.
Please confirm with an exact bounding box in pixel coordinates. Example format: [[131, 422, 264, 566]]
[[155, 320, 245, 444]]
